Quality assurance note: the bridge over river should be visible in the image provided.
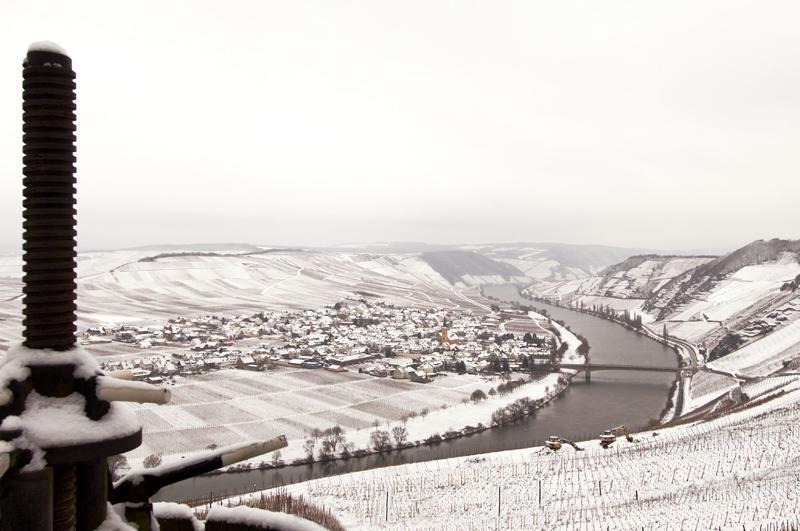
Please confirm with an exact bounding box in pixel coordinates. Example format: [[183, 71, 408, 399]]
[[555, 363, 681, 383]]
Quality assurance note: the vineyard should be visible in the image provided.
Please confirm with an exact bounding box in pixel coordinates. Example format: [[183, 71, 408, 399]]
[[125, 367, 549, 466], [224, 377, 800, 530]]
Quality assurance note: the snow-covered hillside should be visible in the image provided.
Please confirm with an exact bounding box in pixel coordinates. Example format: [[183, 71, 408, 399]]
[[524, 254, 714, 308], [223, 375, 800, 530], [0, 249, 485, 350], [525, 240, 800, 371], [0, 242, 647, 350], [644, 239, 800, 321]]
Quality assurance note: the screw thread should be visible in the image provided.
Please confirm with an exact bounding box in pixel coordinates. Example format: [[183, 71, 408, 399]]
[[21, 50, 77, 351]]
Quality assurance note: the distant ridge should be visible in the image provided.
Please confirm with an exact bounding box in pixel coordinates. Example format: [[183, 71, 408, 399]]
[[420, 250, 525, 285]]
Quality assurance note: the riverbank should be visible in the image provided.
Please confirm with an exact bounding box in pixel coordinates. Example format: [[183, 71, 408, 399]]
[[519, 290, 694, 365], [183, 370, 573, 480], [157, 286, 676, 502], [242, 374, 800, 530], [165, 306, 589, 479], [497, 287, 687, 420]]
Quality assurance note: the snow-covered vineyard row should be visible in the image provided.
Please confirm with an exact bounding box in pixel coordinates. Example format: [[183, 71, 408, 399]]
[[126, 369, 495, 463], [227, 377, 800, 530]]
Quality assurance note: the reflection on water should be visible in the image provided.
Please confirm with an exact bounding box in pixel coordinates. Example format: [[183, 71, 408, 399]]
[[156, 284, 676, 502]]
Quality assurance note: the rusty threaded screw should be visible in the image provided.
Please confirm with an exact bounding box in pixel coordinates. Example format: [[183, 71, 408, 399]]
[[21, 43, 78, 351]]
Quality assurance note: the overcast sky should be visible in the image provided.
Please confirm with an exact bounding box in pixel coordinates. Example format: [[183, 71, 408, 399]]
[[1, 1, 798, 254]]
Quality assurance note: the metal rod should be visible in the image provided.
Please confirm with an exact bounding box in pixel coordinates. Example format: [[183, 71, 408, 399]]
[[21, 44, 78, 351]]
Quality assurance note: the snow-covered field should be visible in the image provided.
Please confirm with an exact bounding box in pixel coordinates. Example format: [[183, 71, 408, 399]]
[[127, 367, 564, 468], [662, 320, 721, 342], [682, 370, 738, 413], [223, 376, 800, 530]]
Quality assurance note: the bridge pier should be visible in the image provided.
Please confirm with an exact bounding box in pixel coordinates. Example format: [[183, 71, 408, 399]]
[[585, 368, 591, 384]]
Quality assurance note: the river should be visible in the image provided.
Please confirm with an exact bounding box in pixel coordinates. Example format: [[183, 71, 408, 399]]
[[155, 284, 676, 502]]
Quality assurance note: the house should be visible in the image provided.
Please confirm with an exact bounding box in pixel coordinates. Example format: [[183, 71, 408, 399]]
[[418, 363, 435, 375], [391, 367, 409, 380], [131, 368, 151, 381], [235, 355, 256, 369], [408, 369, 431, 384]]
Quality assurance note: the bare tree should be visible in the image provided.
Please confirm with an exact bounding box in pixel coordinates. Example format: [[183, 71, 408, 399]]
[[370, 430, 392, 452], [341, 441, 354, 459], [143, 453, 162, 469], [322, 426, 346, 453], [391, 425, 408, 447], [470, 389, 487, 403], [303, 439, 316, 462], [107, 454, 129, 481], [271, 450, 283, 467]]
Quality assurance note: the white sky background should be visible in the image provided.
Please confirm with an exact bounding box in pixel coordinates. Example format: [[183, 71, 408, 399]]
[[0, 1, 798, 254]]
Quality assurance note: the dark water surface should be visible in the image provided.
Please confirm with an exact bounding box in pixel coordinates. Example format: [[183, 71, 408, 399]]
[[156, 284, 676, 501]]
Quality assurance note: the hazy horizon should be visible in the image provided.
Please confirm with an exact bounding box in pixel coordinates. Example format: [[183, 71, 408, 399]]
[[2, 1, 799, 254], [0, 238, 735, 258]]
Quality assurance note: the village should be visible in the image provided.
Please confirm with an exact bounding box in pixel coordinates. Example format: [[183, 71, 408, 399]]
[[92, 298, 560, 386]]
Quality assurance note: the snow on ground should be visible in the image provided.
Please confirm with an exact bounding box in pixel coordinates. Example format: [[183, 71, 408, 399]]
[[206, 506, 325, 531], [532, 312, 584, 365], [529, 279, 584, 301], [671, 260, 800, 322], [126, 368, 563, 469], [682, 371, 738, 413], [0, 249, 489, 352], [590, 257, 711, 299], [709, 317, 800, 377], [528, 256, 714, 309], [662, 320, 721, 343], [495, 258, 561, 280], [222, 377, 800, 530]]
